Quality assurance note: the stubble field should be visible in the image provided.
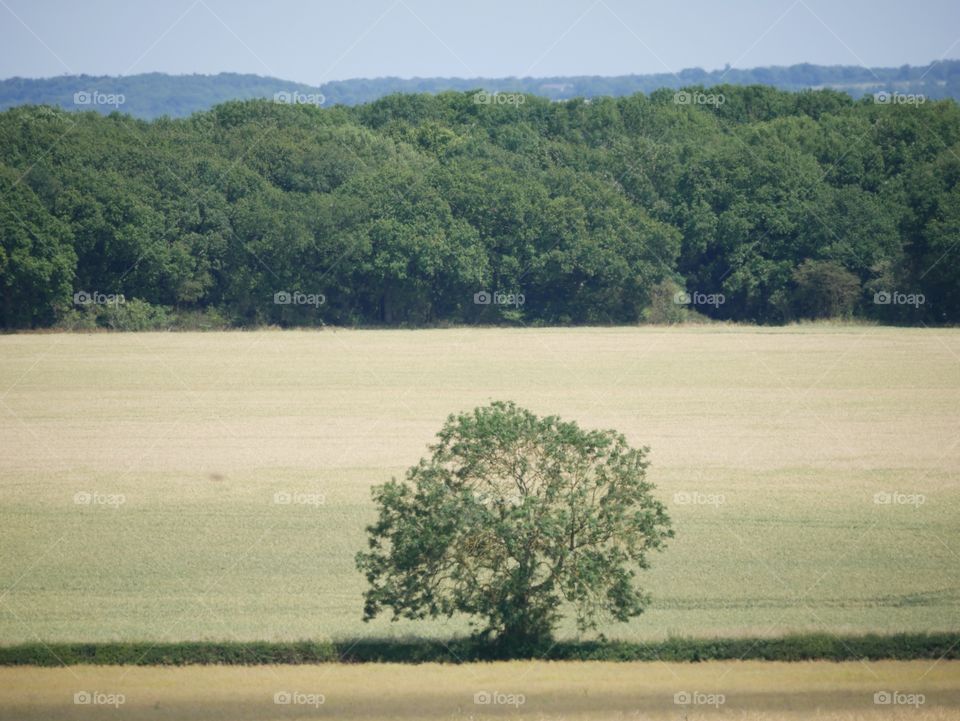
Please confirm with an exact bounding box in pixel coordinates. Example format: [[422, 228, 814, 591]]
[[1, 659, 959, 720]]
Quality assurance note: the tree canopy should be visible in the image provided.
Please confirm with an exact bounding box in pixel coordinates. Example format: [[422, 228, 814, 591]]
[[356, 401, 673, 650], [2, 86, 959, 328]]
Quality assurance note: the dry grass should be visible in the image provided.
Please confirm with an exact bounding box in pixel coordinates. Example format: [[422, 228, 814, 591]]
[[0, 326, 958, 642], [0, 660, 957, 720]]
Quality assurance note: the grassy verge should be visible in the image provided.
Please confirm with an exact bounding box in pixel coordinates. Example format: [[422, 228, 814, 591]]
[[1, 633, 957, 666]]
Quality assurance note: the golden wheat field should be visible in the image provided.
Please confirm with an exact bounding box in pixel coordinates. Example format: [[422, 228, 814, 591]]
[[0, 326, 958, 644], [0, 660, 958, 720]]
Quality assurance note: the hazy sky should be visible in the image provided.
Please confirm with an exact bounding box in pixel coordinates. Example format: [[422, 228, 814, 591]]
[[1, 0, 958, 83]]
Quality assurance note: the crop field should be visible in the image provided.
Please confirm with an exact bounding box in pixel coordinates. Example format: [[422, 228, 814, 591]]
[[0, 326, 958, 644], [1, 660, 958, 720]]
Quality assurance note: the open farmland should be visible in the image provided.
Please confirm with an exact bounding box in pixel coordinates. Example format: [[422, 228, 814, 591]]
[[0, 660, 958, 720], [0, 326, 958, 643]]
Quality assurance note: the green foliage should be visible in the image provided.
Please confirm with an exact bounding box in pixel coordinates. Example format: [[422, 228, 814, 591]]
[[1, 633, 956, 664], [55, 300, 230, 331], [643, 279, 706, 324], [0, 164, 75, 327], [2, 87, 959, 328], [356, 401, 673, 650], [95, 298, 171, 330], [791, 260, 861, 319]]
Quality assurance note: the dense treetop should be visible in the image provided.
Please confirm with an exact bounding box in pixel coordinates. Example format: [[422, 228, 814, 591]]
[[1, 84, 959, 328]]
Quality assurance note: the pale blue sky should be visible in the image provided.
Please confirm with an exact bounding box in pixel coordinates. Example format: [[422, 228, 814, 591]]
[[1, 0, 958, 83]]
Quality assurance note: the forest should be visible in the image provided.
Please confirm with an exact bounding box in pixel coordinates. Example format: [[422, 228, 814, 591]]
[[3, 60, 960, 117], [2, 84, 959, 329]]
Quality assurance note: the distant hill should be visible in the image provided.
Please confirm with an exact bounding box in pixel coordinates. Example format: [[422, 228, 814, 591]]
[[0, 72, 326, 119], [2, 61, 959, 117]]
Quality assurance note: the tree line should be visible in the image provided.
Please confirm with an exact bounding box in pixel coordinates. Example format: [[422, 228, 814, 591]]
[[4, 61, 960, 118], [2, 84, 959, 329]]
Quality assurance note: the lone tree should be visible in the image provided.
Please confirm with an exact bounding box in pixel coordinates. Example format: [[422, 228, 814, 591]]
[[356, 401, 673, 651]]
